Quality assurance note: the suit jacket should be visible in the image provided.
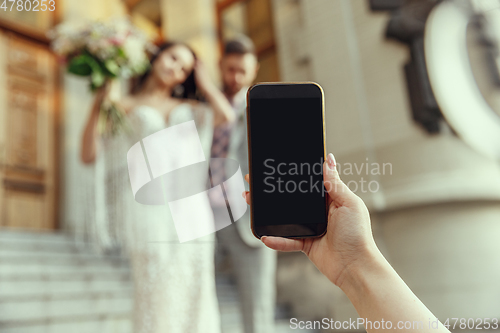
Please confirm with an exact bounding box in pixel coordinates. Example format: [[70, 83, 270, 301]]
[[227, 88, 262, 248]]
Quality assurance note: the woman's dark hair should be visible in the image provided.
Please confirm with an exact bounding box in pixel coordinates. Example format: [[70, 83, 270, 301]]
[[133, 41, 201, 100]]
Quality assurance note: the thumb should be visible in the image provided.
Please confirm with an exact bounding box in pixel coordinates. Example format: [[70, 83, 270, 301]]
[[323, 153, 359, 207], [261, 236, 305, 252]]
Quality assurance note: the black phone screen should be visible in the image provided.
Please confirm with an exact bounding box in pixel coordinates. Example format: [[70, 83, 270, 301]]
[[248, 97, 327, 228]]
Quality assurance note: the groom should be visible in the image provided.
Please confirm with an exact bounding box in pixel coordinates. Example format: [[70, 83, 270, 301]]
[[211, 37, 277, 333]]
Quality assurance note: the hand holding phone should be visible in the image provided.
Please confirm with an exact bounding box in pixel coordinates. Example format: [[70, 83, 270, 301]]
[[242, 153, 375, 286]]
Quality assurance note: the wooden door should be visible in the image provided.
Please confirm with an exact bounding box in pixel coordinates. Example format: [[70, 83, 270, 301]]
[[0, 33, 59, 230]]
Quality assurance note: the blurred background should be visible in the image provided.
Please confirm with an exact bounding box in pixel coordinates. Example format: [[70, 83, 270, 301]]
[[0, 0, 500, 332]]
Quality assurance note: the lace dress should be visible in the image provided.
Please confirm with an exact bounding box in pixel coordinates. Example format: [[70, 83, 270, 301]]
[[100, 103, 220, 333]]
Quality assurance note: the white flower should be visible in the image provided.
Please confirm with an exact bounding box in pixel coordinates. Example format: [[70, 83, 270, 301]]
[[123, 36, 149, 72]]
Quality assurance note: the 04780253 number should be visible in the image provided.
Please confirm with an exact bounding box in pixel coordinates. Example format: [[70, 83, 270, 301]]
[[0, 0, 55, 11], [443, 318, 499, 330]]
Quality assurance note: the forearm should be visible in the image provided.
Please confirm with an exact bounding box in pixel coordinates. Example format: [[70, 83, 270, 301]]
[[81, 100, 101, 164], [203, 86, 235, 125], [340, 248, 450, 333]]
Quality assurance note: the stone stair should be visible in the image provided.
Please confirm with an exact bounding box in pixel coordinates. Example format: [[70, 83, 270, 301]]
[[0, 230, 133, 333], [0, 230, 319, 333]]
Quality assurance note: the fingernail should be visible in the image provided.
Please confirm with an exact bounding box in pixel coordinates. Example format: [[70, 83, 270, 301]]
[[242, 191, 246, 199], [327, 153, 336, 170], [261, 236, 267, 243]]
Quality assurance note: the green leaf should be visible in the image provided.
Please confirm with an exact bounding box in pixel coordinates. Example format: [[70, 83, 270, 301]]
[[116, 48, 126, 59], [104, 59, 120, 77], [67, 55, 93, 76], [91, 70, 105, 90]]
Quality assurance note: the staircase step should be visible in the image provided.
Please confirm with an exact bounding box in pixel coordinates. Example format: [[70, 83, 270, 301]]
[[0, 294, 133, 321], [0, 263, 130, 275], [0, 238, 123, 256], [0, 256, 127, 265], [0, 272, 130, 282], [0, 247, 124, 260], [0, 230, 106, 256], [0, 277, 132, 297], [0, 290, 131, 302], [0, 230, 75, 243], [0, 313, 132, 333], [0, 252, 129, 276]]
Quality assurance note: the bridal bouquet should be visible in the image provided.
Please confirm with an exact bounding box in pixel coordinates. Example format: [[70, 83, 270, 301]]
[[48, 18, 157, 136]]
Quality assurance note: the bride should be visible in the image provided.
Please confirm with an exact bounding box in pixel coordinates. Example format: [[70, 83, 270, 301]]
[[81, 42, 234, 333]]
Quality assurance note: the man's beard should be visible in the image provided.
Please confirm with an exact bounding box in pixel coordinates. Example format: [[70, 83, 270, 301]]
[[225, 84, 241, 97]]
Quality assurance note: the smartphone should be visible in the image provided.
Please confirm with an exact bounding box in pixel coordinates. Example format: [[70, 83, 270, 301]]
[[246, 82, 328, 239]]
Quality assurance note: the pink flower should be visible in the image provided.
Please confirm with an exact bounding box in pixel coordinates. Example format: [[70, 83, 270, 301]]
[[110, 37, 124, 46]]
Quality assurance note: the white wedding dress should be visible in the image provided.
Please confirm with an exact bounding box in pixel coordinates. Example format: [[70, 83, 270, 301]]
[[99, 103, 220, 333]]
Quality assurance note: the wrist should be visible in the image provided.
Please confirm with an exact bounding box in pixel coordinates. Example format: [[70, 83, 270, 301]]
[[200, 83, 220, 97], [91, 105, 102, 119], [338, 243, 390, 298]]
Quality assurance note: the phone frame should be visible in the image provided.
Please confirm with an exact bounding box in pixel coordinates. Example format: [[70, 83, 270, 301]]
[[246, 82, 328, 239]]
